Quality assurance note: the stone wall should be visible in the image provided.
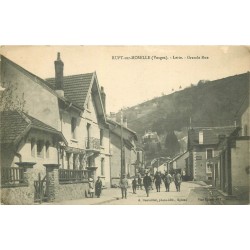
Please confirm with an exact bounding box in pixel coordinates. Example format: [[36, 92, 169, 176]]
[[1, 185, 34, 205], [57, 182, 89, 201]]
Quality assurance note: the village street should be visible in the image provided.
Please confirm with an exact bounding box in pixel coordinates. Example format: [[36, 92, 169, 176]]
[[52, 181, 238, 205]]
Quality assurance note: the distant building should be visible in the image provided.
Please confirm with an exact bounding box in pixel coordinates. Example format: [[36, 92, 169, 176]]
[[107, 118, 138, 186], [169, 151, 189, 177], [142, 130, 161, 154], [187, 126, 236, 181]]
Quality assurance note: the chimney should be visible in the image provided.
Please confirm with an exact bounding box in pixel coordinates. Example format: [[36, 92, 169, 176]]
[[123, 117, 128, 128], [54, 52, 64, 97], [199, 130, 203, 144], [100, 86, 106, 114]]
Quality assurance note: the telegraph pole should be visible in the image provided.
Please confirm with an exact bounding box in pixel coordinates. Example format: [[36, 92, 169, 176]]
[[120, 109, 123, 180]]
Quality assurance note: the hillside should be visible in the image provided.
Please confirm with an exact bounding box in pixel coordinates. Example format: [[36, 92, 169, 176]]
[[119, 72, 249, 143]]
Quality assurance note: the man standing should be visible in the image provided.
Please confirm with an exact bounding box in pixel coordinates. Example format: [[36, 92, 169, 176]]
[[164, 172, 172, 192], [120, 174, 129, 199], [132, 177, 137, 194], [95, 176, 102, 198], [138, 175, 142, 190], [174, 172, 182, 192], [153, 171, 162, 192], [143, 172, 152, 197]]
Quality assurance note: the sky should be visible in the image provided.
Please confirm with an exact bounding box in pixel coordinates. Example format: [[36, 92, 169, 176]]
[[0, 46, 249, 113]]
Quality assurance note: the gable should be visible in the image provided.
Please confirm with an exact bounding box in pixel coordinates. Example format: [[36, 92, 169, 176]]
[[46, 73, 94, 108]]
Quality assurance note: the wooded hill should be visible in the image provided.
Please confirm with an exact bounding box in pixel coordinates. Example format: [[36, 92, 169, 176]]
[[119, 72, 249, 142]]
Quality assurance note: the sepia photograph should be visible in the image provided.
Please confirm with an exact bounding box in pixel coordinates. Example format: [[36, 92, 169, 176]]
[[0, 45, 249, 205]]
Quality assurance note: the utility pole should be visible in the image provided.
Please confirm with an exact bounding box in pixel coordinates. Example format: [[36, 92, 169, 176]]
[[120, 109, 123, 180]]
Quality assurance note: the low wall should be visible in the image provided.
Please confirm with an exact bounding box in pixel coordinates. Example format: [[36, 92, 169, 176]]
[[56, 182, 89, 201], [1, 185, 34, 205]]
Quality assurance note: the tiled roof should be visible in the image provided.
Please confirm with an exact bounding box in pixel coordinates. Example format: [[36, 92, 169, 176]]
[[188, 126, 236, 147], [46, 73, 94, 107], [0, 111, 30, 144], [0, 111, 66, 144], [107, 118, 138, 140], [0, 55, 83, 111]]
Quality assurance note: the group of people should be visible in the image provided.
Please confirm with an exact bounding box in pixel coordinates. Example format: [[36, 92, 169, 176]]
[[87, 176, 103, 198], [87, 171, 182, 199], [120, 171, 182, 198]]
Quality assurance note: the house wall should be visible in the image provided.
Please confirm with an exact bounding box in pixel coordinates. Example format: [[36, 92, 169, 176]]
[[192, 146, 220, 181], [231, 139, 250, 198], [241, 106, 250, 136], [110, 133, 122, 179], [1, 59, 60, 130]]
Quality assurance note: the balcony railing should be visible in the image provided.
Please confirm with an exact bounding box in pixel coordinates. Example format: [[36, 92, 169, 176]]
[[1, 167, 27, 187], [59, 169, 87, 183], [85, 137, 101, 150]]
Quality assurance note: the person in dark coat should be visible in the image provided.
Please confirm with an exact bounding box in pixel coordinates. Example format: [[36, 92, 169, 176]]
[[137, 176, 142, 190], [95, 176, 102, 198], [143, 172, 152, 197], [174, 172, 182, 192], [164, 172, 172, 192], [132, 177, 137, 194], [153, 171, 162, 192]]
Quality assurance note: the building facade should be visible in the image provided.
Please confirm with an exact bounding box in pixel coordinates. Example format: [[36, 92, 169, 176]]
[[0, 53, 112, 203]]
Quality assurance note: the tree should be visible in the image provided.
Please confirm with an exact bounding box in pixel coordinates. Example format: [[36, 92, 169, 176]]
[[164, 131, 180, 157], [0, 83, 26, 112]]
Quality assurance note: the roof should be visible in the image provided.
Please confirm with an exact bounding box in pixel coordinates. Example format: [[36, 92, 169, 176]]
[[107, 118, 138, 140], [188, 126, 236, 147], [46, 73, 94, 108], [169, 151, 189, 163], [0, 111, 67, 145], [0, 55, 83, 111]]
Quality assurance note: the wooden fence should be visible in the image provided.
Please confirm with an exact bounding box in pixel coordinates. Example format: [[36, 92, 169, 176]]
[[1, 167, 27, 187]]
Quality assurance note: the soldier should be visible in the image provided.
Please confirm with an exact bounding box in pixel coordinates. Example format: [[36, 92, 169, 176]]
[[174, 172, 182, 192], [164, 172, 172, 192], [143, 172, 152, 197], [137, 175, 143, 190], [95, 176, 102, 198], [132, 177, 137, 194], [153, 171, 162, 192], [120, 174, 129, 199]]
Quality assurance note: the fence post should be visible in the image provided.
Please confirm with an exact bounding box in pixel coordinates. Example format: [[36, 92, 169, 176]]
[[44, 164, 60, 202], [15, 162, 36, 185], [15, 162, 36, 203]]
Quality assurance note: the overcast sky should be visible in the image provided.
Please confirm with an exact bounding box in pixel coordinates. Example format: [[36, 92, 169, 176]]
[[1, 46, 249, 113]]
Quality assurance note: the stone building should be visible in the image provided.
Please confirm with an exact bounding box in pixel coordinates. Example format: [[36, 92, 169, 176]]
[[187, 126, 236, 181]]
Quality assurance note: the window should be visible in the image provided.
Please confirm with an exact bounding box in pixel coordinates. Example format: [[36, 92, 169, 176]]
[[206, 164, 212, 173], [206, 149, 213, 159], [37, 140, 44, 158], [199, 131, 203, 144], [31, 139, 36, 157], [100, 129, 104, 146], [71, 117, 77, 139], [101, 158, 105, 176], [46, 141, 50, 158]]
